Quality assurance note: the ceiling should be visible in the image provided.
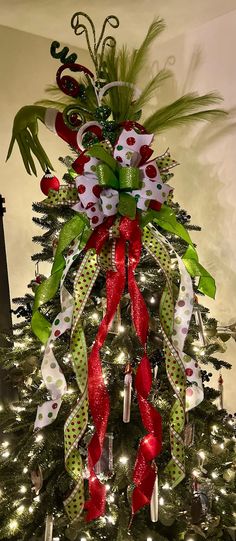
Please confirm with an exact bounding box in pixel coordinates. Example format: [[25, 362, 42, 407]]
[[1, 0, 236, 49]]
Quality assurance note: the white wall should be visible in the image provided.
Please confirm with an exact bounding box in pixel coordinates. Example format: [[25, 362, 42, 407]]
[[150, 10, 236, 412], [0, 25, 90, 298]]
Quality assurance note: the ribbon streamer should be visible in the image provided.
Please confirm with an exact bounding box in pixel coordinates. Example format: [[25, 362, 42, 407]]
[[143, 226, 186, 487], [35, 236, 84, 429], [64, 250, 99, 522]]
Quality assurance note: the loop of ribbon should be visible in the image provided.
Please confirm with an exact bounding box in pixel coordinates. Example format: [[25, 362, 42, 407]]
[[72, 127, 175, 227]]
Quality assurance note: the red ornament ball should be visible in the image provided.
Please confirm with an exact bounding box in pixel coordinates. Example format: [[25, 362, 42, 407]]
[[40, 169, 60, 195]]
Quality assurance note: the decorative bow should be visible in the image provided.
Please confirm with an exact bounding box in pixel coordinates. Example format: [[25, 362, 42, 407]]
[[72, 128, 174, 228]]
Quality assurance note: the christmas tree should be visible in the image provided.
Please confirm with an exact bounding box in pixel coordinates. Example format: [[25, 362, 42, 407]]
[[1, 12, 235, 541]]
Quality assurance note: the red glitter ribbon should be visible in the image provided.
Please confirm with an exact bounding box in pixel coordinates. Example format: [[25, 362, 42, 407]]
[[84, 216, 162, 520], [120, 217, 162, 516]]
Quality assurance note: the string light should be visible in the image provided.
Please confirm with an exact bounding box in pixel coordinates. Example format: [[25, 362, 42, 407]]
[[192, 469, 200, 478], [149, 296, 155, 304], [119, 455, 128, 465], [2, 441, 9, 448], [211, 471, 218, 479], [105, 484, 110, 490], [23, 467, 28, 473], [80, 537, 86, 541], [147, 537, 153, 541], [107, 515, 115, 524], [41, 345, 45, 353], [159, 497, 164, 505], [20, 485, 27, 494], [220, 442, 225, 449], [211, 425, 218, 433], [162, 482, 170, 490], [118, 325, 125, 333], [107, 494, 115, 503], [17, 505, 25, 514], [140, 274, 146, 282], [220, 488, 227, 495], [35, 434, 43, 443], [91, 312, 99, 322], [2, 450, 10, 458], [116, 351, 125, 363], [9, 519, 18, 531], [28, 506, 33, 513], [198, 450, 206, 460], [0, 404, 3, 412]]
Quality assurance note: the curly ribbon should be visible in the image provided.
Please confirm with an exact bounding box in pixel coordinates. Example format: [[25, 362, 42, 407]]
[[64, 250, 99, 522], [82, 217, 126, 521], [147, 225, 204, 411], [143, 226, 186, 487], [34, 236, 84, 429], [31, 214, 86, 343], [115, 218, 162, 517]]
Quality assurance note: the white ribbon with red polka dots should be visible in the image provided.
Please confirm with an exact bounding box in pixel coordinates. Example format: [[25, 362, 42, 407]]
[[173, 254, 204, 411], [147, 225, 204, 410], [34, 237, 83, 430], [72, 128, 172, 228]]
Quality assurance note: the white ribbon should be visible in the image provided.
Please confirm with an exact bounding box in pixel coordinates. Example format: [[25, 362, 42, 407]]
[[73, 127, 172, 228], [148, 225, 204, 410], [34, 237, 83, 429]]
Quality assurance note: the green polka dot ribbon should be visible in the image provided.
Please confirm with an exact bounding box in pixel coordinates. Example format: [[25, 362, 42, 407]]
[[64, 250, 99, 522], [143, 226, 186, 487]]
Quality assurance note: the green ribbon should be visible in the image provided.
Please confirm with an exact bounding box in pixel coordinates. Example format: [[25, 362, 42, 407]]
[[31, 215, 88, 343], [64, 250, 99, 522], [143, 226, 186, 488], [87, 144, 139, 219], [182, 245, 216, 299], [141, 205, 215, 298]]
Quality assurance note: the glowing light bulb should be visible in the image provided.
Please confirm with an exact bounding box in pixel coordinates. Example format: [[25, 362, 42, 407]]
[[215, 495, 219, 501], [107, 515, 114, 523], [28, 506, 33, 513], [2, 450, 10, 458], [159, 497, 164, 505], [211, 471, 218, 479], [198, 450, 205, 460], [2, 441, 9, 448], [118, 325, 125, 333], [186, 538, 195, 541], [220, 488, 226, 495], [35, 434, 43, 443], [116, 351, 125, 363], [9, 519, 18, 531], [150, 296, 155, 304], [192, 469, 199, 478], [147, 537, 153, 541], [17, 505, 25, 514], [23, 467, 28, 473], [41, 345, 45, 352], [0, 404, 3, 412], [162, 482, 170, 490], [212, 425, 218, 433], [108, 494, 115, 503], [20, 485, 27, 494], [80, 538, 86, 541], [140, 274, 146, 282], [119, 455, 128, 465], [220, 442, 225, 449], [105, 484, 110, 490], [67, 387, 74, 395], [120, 390, 124, 398]]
